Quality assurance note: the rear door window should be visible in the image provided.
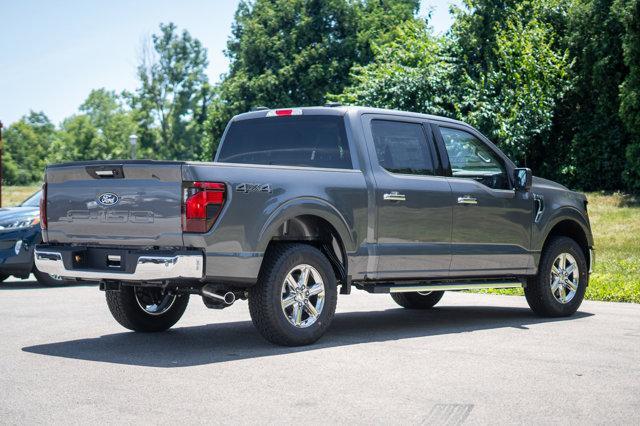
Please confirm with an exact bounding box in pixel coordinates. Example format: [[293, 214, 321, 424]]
[[217, 115, 352, 169], [370, 120, 436, 175]]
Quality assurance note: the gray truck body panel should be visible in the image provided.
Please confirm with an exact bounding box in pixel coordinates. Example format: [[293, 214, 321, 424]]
[[40, 106, 593, 285]]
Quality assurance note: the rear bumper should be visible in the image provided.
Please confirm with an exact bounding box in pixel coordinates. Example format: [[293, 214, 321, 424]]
[[34, 247, 203, 281]]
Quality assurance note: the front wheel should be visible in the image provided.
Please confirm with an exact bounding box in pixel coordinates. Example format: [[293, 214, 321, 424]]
[[106, 285, 189, 332], [248, 244, 338, 346], [524, 236, 588, 317]]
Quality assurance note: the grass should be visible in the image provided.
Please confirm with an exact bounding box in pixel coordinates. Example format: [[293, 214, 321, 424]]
[[2, 185, 638, 302], [2, 184, 42, 207], [581, 193, 640, 302]]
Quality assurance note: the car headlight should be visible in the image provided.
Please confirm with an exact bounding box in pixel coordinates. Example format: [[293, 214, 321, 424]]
[[2, 216, 40, 229]]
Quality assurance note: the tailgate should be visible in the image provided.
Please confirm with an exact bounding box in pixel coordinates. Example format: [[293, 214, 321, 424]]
[[44, 161, 185, 246]]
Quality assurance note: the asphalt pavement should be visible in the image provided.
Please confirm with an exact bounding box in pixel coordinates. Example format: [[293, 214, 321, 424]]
[[1, 275, 638, 424]]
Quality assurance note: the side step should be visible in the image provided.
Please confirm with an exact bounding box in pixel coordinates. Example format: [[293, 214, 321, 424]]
[[355, 279, 524, 294]]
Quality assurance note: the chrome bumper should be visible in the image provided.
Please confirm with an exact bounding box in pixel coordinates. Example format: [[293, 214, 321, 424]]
[[34, 250, 203, 281]]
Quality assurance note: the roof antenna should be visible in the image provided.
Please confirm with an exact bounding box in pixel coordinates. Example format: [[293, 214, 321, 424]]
[[324, 102, 342, 107], [251, 106, 269, 111]]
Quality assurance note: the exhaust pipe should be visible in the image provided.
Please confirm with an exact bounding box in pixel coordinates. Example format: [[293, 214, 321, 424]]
[[201, 286, 235, 305]]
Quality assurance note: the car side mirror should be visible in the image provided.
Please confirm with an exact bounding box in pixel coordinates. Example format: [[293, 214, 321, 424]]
[[514, 168, 532, 191]]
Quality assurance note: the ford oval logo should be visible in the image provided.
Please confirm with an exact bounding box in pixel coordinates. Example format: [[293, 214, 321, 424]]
[[97, 192, 119, 206]]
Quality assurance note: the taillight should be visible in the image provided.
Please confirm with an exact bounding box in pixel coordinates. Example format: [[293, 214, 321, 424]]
[[40, 183, 47, 230], [182, 182, 226, 233]]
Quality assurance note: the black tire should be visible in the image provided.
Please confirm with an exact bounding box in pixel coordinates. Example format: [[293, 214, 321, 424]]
[[524, 236, 588, 317], [248, 243, 338, 346], [390, 291, 444, 309], [105, 285, 190, 332], [33, 269, 66, 286]]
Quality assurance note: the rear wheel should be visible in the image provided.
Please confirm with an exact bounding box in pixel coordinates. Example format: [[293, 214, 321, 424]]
[[248, 244, 338, 346], [391, 291, 444, 309], [106, 285, 189, 332], [524, 236, 588, 317]]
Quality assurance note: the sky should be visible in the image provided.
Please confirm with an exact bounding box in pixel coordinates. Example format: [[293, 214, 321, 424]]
[[0, 0, 459, 126]]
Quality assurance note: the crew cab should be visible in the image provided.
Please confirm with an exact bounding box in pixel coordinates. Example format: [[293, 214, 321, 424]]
[[35, 106, 594, 346]]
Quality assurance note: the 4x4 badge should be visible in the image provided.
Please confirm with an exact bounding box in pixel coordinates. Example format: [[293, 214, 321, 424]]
[[236, 183, 272, 194]]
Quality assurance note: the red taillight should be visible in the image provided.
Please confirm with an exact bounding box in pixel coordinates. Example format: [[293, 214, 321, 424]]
[[40, 183, 47, 230], [182, 182, 226, 233]]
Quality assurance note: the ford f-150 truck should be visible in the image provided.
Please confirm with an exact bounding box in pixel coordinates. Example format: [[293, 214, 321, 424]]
[[35, 106, 594, 346]]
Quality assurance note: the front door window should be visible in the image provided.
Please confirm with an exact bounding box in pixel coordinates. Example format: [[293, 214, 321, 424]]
[[440, 127, 509, 190]]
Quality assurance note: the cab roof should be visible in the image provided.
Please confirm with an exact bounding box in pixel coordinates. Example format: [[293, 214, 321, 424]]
[[232, 105, 466, 126]]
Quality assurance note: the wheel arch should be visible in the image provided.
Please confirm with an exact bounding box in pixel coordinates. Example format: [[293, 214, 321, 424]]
[[257, 198, 355, 284], [540, 216, 591, 267]]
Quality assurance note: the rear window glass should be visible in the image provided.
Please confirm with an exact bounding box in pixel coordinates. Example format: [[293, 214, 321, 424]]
[[217, 115, 352, 169], [371, 120, 435, 175]]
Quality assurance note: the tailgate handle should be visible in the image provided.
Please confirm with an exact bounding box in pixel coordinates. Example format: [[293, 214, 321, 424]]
[[86, 165, 124, 179]]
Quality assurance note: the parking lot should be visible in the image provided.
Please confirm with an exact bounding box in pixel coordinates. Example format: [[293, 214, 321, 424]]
[[1, 276, 639, 424]]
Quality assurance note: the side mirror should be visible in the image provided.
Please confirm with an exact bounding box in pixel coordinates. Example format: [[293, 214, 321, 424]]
[[514, 168, 532, 191]]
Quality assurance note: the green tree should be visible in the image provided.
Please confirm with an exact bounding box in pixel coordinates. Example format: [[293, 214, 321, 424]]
[[448, 0, 572, 168], [459, 14, 571, 163], [338, 2, 570, 167], [130, 22, 211, 161], [3, 111, 56, 184], [205, 0, 420, 155], [565, 0, 629, 191], [615, 0, 640, 192], [332, 19, 456, 116], [52, 89, 136, 162]]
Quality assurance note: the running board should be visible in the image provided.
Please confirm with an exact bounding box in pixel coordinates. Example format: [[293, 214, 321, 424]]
[[356, 279, 524, 294]]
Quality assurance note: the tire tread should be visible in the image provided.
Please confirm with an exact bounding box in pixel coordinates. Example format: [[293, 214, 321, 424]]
[[524, 236, 587, 317], [248, 243, 337, 346], [390, 291, 444, 309], [105, 286, 189, 332]]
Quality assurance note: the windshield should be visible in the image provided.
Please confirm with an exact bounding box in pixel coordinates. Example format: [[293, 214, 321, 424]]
[[21, 190, 42, 207]]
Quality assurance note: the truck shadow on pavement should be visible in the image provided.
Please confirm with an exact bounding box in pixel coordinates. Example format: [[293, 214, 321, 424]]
[[22, 305, 593, 368], [0, 280, 96, 290]]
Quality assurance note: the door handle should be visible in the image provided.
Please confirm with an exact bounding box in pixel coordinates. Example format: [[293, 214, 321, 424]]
[[457, 196, 478, 205], [383, 191, 406, 202]]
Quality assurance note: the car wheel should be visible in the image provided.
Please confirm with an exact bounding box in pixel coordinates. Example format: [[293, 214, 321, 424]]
[[248, 243, 338, 346], [524, 236, 588, 317], [33, 269, 66, 286], [106, 285, 190, 332], [390, 291, 444, 309]]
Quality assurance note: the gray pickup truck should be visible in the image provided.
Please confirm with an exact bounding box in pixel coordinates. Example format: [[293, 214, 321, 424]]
[[35, 106, 594, 346]]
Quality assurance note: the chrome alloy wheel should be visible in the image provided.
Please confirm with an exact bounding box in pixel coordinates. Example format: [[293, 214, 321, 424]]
[[281, 264, 325, 328], [134, 287, 177, 315], [550, 253, 579, 304]]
